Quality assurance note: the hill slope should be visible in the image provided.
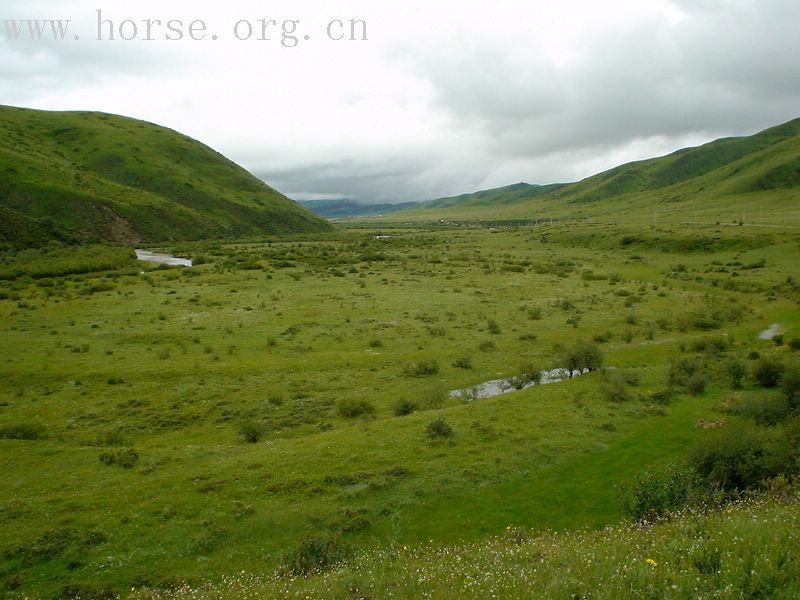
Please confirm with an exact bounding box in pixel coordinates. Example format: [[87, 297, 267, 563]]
[[298, 199, 418, 219], [407, 118, 800, 224], [0, 105, 331, 247]]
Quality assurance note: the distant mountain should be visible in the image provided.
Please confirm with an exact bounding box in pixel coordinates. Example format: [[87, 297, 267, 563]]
[[0, 105, 331, 248], [422, 182, 566, 209], [298, 199, 419, 219], [409, 118, 800, 223]]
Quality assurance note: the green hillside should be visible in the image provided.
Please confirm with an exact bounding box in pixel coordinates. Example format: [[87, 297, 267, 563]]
[[0, 105, 331, 248], [405, 118, 800, 224]]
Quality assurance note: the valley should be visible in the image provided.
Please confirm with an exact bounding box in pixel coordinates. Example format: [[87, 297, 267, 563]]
[[2, 222, 798, 598]]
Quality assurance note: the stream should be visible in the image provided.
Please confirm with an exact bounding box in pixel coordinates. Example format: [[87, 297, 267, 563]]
[[759, 323, 782, 340], [450, 368, 589, 401], [135, 249, 193, 267]]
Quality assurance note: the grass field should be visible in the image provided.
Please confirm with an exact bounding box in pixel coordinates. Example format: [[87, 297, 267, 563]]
[[1, 222, 799, 598]]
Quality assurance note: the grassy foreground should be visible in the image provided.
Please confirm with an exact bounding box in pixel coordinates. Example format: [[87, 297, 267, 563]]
[[132, 492, 800, 599], [1, 223, 799, 598]]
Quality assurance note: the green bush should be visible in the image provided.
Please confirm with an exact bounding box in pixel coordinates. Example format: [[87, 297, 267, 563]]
[[685, 373, 709, 396], [283, 533, 348, 576], [0, 423, 47, 440], [753, 357, 784, 388], [563, 340, 603, 375], [508, 364, 542, 390], [393, 399, 418, 417], [722, 394, 791, 426], [93, 429, 128, 447], [668, 356, 705, 390], [426, 418, 454, 439], [724, 359, 748, 389], [691, 426, 795, 491], [420, 386, 446, 410], [403, 360, 439, 377], [782, 363, 800, 409], [452, 356, 472, 369], [599, 371, 636, 403], [621, 464, 702, 521], [337, 399, 375, 418], [98, 447, 138, 469], [238, 420, 265, 443]]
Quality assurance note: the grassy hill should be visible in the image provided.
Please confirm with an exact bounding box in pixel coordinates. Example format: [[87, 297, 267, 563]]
[[132, 493, 800, 599], [0, 105, 331, 248], [404, 118, 800, 224], [298, 199, 418, 219]]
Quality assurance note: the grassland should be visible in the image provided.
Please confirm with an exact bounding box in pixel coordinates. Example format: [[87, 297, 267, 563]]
[[1, 222, 799, 598], [0, 105, 330, 248]]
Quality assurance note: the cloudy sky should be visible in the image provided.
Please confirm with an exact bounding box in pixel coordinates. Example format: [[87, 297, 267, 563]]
[[1, 0, 799, 203]]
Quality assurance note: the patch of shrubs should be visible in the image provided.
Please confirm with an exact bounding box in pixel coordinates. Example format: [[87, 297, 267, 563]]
[[238, 420, 266, 443], [282, 533, 348, 576], [563, 340, 604, 375], [393, 399, 418, 417], [403, 360, 439, 377], [426, 418, 454, 439], [5, 527, 108, 567], [0, 423, 47, 440], [599, 370, 639, 403], [98, 447, 138, 469], [508, 364, 542, 390], [452, 356, 472, 369], [753, 357, 784, 388], [691, 424, 796, 491], [337, 399, 375, 418], [622, 464, 703, 522], [668, 356, 707, 394], [722, 394, 791, 427], [724, 359, 748, 389]]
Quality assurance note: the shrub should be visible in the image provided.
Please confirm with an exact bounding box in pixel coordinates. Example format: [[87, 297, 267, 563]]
[[527, 307, 543, 320], [0, 423, 47, 440], [685, 373, 709, 396], [98, 447, 138, 469], [487, 319, 501, 335], [782, 363, 800, 409], [723, 394, 791, 426], [393, 399, 418, 417], [621, 464, 702, 521], [403, 360, 439, 377], [283, 534, 348, 576], [452, 356, 472, 369], [508, 364, 542, 390], [753, 357, 785, 388], [691, 425, 795, 491], [724, 359, 748, 389], [789, 338, 800, 352], [426, 418, 454, 439], [420, 386, 446, 410], [238, 420, 265, 443], [600, 371, 636, 403], [563, 340, 603, 375], [94, 429, 127, 447], [668, 356, 704, 388], [337, 399, 375, 418]]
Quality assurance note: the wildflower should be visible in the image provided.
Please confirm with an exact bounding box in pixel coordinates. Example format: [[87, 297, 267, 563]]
[[645, 558, 657, 567]]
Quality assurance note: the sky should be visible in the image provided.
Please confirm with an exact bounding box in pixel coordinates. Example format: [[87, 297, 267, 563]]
[[1, 0, 799, 203]]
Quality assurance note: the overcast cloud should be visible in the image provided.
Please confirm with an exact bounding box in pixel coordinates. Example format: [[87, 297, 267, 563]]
[[1, 0, 799, 203]]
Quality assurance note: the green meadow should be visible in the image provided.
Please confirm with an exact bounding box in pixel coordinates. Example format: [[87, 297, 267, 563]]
[[1, 222, 799, 598]]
